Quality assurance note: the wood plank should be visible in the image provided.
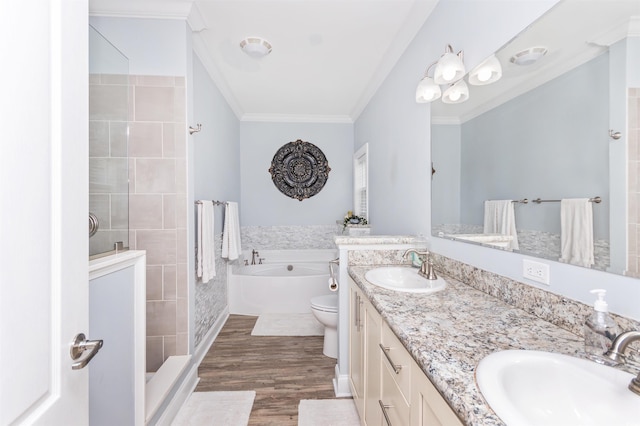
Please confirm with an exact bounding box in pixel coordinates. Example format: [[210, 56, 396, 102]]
[[196, 315, 345, 425]]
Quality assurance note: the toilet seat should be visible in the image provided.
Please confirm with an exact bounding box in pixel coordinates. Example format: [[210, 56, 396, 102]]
[[311, 294, 338, 313]]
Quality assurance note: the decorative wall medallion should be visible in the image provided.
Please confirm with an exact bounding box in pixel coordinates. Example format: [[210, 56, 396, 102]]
[[268, 139, 331, 201]]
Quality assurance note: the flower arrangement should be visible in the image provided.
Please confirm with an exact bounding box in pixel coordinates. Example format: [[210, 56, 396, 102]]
[[343, 211, 368, 230]]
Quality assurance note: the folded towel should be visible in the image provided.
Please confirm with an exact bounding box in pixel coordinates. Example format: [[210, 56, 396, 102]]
[[222, 201, 242, 261], [483, 200, 519, 250], [196, 201, 216, 282], [560, 198, 594, 267]]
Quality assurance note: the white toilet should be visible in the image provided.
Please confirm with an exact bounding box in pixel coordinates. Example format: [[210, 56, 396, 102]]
[[310, 294, 339, 358]]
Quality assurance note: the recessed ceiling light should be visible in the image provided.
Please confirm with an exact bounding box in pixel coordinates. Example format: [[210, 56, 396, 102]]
[[239, 37, 272, 58], [510, 46, 548, 66]]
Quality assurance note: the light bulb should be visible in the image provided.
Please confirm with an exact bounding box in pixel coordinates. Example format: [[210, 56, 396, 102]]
[[448, 90, 461, 101], [477, 68, 492, 82], [442, 67, 456, 82]]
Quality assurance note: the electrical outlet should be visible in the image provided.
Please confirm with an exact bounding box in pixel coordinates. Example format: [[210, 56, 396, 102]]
[[522, 259, 550, 285]]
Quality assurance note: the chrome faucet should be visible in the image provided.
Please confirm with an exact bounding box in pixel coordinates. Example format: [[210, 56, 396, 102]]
[[251, 249, 259, 265], [403, 248, 437, 280], [604, 330, 640, 396]]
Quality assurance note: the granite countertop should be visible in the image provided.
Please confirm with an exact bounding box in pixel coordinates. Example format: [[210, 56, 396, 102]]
[[349, 265, 587, 426]]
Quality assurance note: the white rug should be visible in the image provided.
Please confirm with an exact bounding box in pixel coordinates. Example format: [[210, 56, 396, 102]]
[[171, 391, 255, 426], [298, 399, 360, 426], [251, 313, 324, 336]]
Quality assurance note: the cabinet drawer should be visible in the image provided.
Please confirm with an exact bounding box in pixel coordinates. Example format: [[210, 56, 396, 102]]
[[380, 362, 410, 426], [380, 322, 412, 398]]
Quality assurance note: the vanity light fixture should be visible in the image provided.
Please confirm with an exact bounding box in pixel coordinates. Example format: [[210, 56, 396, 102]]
[[468, 54, 502, 85], [442, 80, 469, 104], [510, 46, 547, 66], [240, 37, 272, 58], [433, 45, 465, 85], [416, 62, 441, 103]]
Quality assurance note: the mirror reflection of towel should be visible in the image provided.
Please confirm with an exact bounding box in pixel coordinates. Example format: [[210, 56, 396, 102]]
[[483, 200, 519, 250], [560, 198, 594, 267]]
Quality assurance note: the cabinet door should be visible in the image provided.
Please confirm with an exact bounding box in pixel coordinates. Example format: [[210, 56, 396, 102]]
[[411, 361, 463, 426], [364, 302, 382, 426], [349, 280, 365, 418]]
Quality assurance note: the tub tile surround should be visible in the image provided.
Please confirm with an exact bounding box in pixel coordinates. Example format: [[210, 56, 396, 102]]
[[126, 74, 189, 371], [194, 233, 228, 348], [339, 236, 640, 424], [241, 225, 340, 250]]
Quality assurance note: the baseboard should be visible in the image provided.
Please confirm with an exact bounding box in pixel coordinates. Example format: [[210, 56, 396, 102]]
[[333, 365, 352, 397], [194, 307, 230, 367]]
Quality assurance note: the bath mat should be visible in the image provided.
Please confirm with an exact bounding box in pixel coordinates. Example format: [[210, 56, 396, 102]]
[[251, 313, 324, 336], [171, 391, 255, 426], [297, 399, 360, 426]]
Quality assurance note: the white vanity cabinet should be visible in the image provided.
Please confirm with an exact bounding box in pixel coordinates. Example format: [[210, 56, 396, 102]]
[[349, 277, 463, 426], [349, 278, 382, 425]]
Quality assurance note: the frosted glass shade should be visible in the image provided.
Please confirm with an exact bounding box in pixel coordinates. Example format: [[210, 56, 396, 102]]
[[442, 80, 469, 104], [434, 52, 465, 84], [415, 76, 441, 103], [468, 55, 502, 86]]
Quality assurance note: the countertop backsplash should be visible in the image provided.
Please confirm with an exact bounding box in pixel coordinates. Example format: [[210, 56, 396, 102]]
[[339, 240, 640, 364]]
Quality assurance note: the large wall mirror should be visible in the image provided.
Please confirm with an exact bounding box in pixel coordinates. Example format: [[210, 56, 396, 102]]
[[431, 0, 640, 277]]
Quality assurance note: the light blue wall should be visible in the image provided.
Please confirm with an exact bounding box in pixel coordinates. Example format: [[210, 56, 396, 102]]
[[459, 53, 609, 238], [192, 55, 241, 234], [355, 0, 557, 237], [355, 0, 640, 320], [239, 121, 354, 226], [431, 124, 461, 226]]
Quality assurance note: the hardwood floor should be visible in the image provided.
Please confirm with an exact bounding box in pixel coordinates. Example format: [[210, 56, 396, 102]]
[[196, 315, 342, 425]]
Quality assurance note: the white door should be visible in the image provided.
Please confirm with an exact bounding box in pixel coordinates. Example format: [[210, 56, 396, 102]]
[[0, 0, 90, 424]]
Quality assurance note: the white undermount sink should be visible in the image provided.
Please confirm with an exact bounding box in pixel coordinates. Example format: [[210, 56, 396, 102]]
[[476, 350, 639, 425], [364, 267, 446, 294]]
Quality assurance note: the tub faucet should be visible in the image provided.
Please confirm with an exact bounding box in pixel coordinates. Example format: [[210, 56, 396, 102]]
[[403, 249, 437, 280], [604, 330, 640, 396], [251, 249, 259, 265]]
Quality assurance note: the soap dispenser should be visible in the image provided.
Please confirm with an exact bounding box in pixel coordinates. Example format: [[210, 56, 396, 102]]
[[584, 289, 619, 364]]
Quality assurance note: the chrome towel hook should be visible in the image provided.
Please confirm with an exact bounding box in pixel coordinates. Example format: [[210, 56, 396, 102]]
[[189, 123, 202, 135]]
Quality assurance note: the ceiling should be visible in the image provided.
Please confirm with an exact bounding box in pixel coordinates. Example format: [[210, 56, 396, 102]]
[[89, 0, 439, 123]]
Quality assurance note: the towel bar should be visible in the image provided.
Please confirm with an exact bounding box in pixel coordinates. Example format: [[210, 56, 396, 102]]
[[532, 196, 601, 204]]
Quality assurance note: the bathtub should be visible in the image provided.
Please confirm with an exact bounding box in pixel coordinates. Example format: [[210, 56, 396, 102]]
[[228, 249, 337, 315]]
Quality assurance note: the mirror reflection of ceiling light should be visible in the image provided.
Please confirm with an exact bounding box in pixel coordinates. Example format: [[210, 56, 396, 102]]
[[239, 37, 272, 58], [510, 46, 547, 66], [468, 54, 502, 85], [442, 80, 470, 104], [416, 44, 503, 104]]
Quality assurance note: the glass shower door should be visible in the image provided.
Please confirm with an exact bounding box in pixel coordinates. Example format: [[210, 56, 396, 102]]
[[88, 25, 130, 258]]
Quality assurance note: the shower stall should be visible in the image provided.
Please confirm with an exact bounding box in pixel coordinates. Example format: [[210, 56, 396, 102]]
[[89, 25, 130, 258]]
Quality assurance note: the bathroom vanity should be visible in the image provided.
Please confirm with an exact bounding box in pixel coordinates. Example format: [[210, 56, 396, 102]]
[[349, 277, 462, 425], [347, 265, 638, 425]]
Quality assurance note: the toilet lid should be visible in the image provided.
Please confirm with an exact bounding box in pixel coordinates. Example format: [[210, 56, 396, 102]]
[[311, 294, 338, 312]]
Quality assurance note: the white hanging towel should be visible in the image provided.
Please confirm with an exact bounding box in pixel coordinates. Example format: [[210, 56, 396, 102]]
[[196, 201, 216, 282], [222, 201, 242, 261], [483, 200, 519, 250], [560, 198, 594, 267]]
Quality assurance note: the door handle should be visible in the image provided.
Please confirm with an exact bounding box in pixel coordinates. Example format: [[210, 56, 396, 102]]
[[70, 333, 103, 370]]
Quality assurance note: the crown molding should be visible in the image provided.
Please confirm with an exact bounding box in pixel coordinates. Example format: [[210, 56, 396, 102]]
[[89, 0, 194, 19], [240, 113, 353, 124]]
